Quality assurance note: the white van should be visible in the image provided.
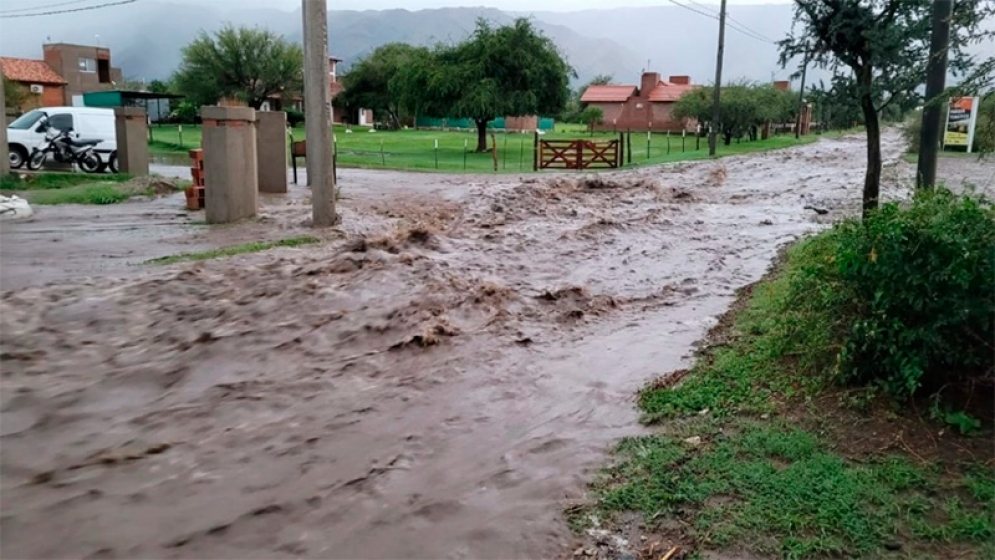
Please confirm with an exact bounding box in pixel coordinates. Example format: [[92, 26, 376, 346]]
[[7, 107, 118, 172]]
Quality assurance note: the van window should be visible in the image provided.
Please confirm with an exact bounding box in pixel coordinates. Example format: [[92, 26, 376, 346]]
[[8, 110, 45, 130], [48, 113, 74, 131]]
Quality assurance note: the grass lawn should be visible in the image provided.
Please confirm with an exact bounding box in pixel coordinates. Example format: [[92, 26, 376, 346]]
[[1, 172, 131, 191], [147, 124, 821, 173], [572, 235, 994, 559], [1, 172, 185, 205], [902, 150, 987, 164], [145, 235, 320, 265]]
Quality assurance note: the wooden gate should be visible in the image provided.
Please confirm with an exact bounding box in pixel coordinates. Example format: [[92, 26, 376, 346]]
[[536, 138, 621, 170]]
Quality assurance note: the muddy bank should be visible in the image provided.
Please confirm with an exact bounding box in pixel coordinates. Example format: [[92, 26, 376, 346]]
[[1, 131, 910, 559]]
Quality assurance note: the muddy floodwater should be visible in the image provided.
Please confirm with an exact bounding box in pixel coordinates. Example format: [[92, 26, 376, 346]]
[[0, 131, 976, 559]]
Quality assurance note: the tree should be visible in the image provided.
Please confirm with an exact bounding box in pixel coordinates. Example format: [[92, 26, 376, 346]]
[[562, 74, 613, 123], [579, 106, 604, 133], [148, 80, 170, 94], [4, 79, 28, 113], [779, 0, 995, 218], [338, 43, 430, 129], [673, 81, 789, 144], [173, 25, 303, 110], [408, 18, 574, 151]]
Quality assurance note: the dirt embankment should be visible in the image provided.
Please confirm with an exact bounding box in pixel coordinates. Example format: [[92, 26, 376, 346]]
[[1, 131, 914, 559]]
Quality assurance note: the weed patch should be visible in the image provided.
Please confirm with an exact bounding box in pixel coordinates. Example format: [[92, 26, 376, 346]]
[[146, 236, 320, 265]]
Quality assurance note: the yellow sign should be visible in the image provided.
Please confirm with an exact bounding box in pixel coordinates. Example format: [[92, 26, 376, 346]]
[[944, 97, 978, 150]]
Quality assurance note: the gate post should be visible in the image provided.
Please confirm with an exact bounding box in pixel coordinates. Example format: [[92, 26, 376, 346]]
[[201, 106, 258, 224], [114, 107, 150, 176], [256, 110, 288, 193]]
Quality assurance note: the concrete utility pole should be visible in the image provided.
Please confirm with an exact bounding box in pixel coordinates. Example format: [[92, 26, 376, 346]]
[[917, 0, 952, 190], [303, 0, 336, 226], [708, 0, 728, 156], [795, 55, 808, 139], [0, 68, 10, 176]]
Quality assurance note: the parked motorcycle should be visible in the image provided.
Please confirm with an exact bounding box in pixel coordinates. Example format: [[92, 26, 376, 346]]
[[27, 118, 104, 173]]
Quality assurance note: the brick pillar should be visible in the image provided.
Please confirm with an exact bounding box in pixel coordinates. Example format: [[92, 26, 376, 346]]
[[114, 107, 149, 176], [201, 106, 258, 224], [255, 111, 288, 193]]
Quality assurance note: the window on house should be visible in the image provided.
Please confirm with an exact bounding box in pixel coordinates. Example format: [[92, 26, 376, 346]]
[[78, 57, 97, 73], [97, 59, 111, 83]]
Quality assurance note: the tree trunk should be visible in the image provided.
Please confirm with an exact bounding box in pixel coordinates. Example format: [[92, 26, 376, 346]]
[[859, 88, 882, 219], [475, 119, 489, 152], [723, 131, 732, 146]]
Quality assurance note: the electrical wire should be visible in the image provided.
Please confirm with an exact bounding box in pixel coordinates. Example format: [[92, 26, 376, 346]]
[[667, 0, 776, 44], [0, 0, 94, 14], [0, 0, 135, 18]]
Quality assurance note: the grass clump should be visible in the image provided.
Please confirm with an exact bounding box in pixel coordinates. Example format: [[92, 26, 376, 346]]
[[26, 183, 133, 205], [146, 236, 320, 265], [1, 172, 130, 191]]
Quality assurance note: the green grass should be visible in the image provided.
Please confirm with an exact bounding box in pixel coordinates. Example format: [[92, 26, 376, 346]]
[[22, 182, 133, 205], [145, 235, 320, 265], [0, 172, 131, 191], [146, 124, 821, 173], [579, 231, 994, 559]]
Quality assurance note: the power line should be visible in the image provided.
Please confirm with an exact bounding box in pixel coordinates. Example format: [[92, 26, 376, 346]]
[[0, 0, 135, 18], [1, 0, 95, 15], [667, 0, 775, 44]]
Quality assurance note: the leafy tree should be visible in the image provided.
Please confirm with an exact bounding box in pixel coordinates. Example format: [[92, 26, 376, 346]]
[[562, 74, 613, 123], [579, 106, 604, 132], [3, 79, 29, 113], [674, 81, 793, 144], [406, 18, 574, 151], [338, 43, 430, 129], [148, 80, 170, 94], [173, 25, 303, 110], [779, 0, 995, 217]]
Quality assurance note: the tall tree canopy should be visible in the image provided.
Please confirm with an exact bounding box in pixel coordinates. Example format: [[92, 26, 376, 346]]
[[405, 18, 574, 151], [338, 43, 431, 129], [173, 26, 303, 110], [779, 0, 995, 218], [673, 81, 795, 144]]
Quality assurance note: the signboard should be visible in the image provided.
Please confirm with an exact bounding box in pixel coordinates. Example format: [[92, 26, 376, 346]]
[[944, 96, 979, 151]]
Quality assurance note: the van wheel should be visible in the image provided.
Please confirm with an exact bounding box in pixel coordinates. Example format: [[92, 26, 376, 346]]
[[8, 145, 28, 169], [108, 152, 119, 174]]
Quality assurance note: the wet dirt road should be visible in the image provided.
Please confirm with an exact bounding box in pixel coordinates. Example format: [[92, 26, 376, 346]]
[[1, 132, 912, 559]]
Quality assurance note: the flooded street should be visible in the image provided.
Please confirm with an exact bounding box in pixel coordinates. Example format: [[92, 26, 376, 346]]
[[1, 131, 922, 558]]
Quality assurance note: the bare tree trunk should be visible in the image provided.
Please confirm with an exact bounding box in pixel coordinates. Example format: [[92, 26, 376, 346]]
[[859, 90, 881, 219], [475, 119, 489, 152]]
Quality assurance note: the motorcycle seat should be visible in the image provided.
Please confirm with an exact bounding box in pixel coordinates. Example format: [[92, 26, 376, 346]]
[[68, 138, 103, 147]]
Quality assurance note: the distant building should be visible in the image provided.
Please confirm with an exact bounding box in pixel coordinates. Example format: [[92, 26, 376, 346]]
[[580, 72, 698, 132], [0, 57, 68, 110], [43, 43, 123, 106], [263, 56, 373, 126]]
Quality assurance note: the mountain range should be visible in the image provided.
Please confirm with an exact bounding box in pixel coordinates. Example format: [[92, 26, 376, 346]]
[[1, 2, 991, 89]]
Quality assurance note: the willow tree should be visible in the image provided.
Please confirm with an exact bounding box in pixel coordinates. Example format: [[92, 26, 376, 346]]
[[779, 0, 995, 217], [408, 18, 574, 152]]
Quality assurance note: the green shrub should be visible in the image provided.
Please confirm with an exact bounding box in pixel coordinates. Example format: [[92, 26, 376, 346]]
[[828, 189, 995, 398], [285, 108, 305, 127], [972, 94, 994, 154]]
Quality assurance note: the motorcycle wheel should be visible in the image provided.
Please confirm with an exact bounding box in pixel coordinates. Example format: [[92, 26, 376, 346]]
[[27, 150, 47, 171], [79, 152, 102, 174]]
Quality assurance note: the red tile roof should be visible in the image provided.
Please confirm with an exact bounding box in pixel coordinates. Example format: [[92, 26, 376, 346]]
[[580, 85, 637, 103], [0, 57, 66, 85], [648, 81, 698, 102]]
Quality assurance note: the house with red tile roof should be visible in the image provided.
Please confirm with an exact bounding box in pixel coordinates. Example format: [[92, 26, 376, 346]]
[[0, 56, 68, 111], [580, 72, 699, 132]]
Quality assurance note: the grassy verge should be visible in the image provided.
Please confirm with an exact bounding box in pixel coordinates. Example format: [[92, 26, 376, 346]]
[[25, 183, 135, 205], [0, 172, 131, 191], [145, 235, 320, 265], [575, 231, 994, 559], [146, 124, 823, 173]]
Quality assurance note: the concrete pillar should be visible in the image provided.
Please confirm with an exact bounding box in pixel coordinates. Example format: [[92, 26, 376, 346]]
[[114, 107, 150, 176], [256, 111, 288, 193], [201, 106, 258, 224], [0, 68, 9, 176]]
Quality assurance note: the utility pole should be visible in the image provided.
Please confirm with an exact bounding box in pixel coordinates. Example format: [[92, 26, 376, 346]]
[[917, 0, 952, 190], [0, 68, 9, 176], [708, 0, 727, 156], [303, 0, 336, 226], [795, 55, 808, 139]]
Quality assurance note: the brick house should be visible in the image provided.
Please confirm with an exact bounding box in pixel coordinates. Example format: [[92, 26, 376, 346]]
[[0, 57, 68, 111], [580, 72, 698, 132], [43, 43, 122, 106], [264, 56, 373, 125]]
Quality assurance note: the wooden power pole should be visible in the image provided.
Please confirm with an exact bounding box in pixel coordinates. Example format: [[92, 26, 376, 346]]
[[917, 0, 952, 190], [708, 0, 728, 156], [795, 55, 808, 139], [303, 0, 336, 226]]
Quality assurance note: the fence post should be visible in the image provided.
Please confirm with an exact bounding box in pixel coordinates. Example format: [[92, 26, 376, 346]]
[[463, 138, 468, 171], [178, 124, 183, 148], [519, 136, 524, 171], [380, 138, 385, 166], [682, 129, 686, 152], [618, 131, 624, 167], [646, 130, 651, 159], [434, 138, 439, 169], [627, 131, 632, 164], [503, 133, 508, 170], [667, 131, 671, 155], [491, 132, 498, 172], [532, 131, 539, 171]]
